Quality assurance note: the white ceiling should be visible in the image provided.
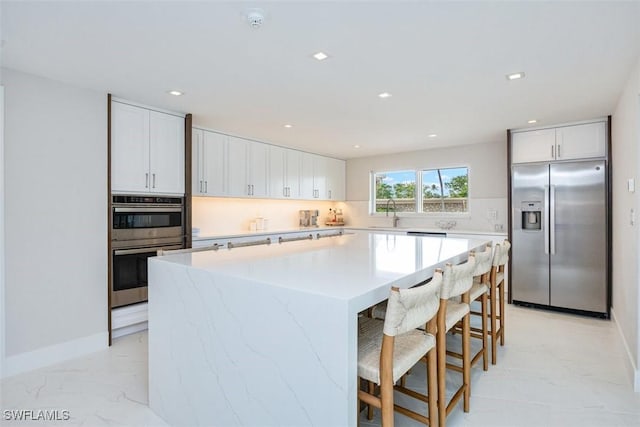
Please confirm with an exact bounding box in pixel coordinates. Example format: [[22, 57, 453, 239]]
[[2, 1, 640, 159]]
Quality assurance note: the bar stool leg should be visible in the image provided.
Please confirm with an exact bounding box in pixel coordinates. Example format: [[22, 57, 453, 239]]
[[462, 312, 471, 412]]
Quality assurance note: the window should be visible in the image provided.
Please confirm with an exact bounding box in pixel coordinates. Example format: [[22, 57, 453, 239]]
[[422, 167, 468, 213], [371, 167, 468, 214], [374, 171, 417, 213]]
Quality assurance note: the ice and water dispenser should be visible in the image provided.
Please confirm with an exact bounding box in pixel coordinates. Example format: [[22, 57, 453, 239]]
[[521, 201, 542, 230]]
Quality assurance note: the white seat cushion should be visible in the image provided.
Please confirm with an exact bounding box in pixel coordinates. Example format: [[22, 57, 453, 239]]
[[496, 272, 505, 286], [358, 319, 436, 385], [445, 301, 470, 331]]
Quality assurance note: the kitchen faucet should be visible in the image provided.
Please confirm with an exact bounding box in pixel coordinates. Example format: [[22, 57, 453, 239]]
[[385, 198, 400, 228]]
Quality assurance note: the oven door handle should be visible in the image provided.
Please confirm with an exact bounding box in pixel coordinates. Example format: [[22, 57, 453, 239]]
[[113, 207, 183, 213], [114, 245, 182, 255]]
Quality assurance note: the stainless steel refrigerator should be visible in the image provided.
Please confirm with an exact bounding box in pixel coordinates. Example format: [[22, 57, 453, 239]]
[[511, 160, 609, 317]]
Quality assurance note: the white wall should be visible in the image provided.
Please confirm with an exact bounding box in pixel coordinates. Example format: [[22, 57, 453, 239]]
[[1, 84, 5, 379], [611, 55, 640, 391], [1, 69, 108, 376], [345, 141, 508, 232], [193, 197, 347, 237]]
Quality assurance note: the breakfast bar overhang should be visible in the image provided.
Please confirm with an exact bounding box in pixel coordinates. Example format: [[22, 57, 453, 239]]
[[148, 231, 487, 426]]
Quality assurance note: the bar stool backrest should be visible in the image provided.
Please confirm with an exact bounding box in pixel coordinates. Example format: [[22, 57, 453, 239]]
[[441, 255, 476, 300], [383, 272, 443, 337], [472, 244, 493, 277], [492, 240, 511, 267]]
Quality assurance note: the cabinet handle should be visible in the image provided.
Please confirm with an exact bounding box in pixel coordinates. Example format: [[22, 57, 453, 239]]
[[287, 187, 290, 197], [145, 173, 149, 188], [248, 184, 251, 195], [199, 180, 203, 193], [328, 190, 332, 199], [205, 181, 208, 193], [152, 173, 156, 188], [557, 144, 561, 158], [551, 145, 555, 159]]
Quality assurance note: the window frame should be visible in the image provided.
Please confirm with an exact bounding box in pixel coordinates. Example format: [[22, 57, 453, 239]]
[[370, 166, 470, 217]]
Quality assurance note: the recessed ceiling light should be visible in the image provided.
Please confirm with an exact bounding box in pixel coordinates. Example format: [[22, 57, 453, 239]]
[[428, 134, 438, 138], [313, 52, 329, 61], [506, 72, 525, 80], [378, 92, 392, 99], [354, 145, 361, 149], [284, 124, 293, 128], [168, 90, 183, 96], [528, 119, 538, 124]]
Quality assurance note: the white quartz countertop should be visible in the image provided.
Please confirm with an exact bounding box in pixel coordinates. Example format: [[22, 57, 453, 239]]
[[191, 226, 344, 241], [159, 230, 488, 311], [192, 225, 506, 241]]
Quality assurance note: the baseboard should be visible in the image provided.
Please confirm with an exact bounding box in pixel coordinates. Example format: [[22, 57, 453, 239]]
[[3, 331, 108, 379], [111, 302, 148, 339], [611, 308, 640, 392], [112, 321, 148, 339]]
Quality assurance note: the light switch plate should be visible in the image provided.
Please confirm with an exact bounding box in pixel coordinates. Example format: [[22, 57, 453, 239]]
[[628, 178, 635, 193]]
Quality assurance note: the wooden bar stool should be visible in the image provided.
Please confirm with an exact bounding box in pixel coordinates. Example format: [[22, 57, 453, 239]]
[[436, 254, 476, 427], [451, 243, 493, 371], [358, 272, 443, 426], [489, 240, 510, 365]]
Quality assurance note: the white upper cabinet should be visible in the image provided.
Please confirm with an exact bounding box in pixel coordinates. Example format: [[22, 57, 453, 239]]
[[193, 128, 345, 201], [512, 121, 606, 164], [248, 141, 269, 198], [556, 122, 606, 160], [193, 129, 226, 196], [269, 145, 286, 199], [149, 111, 185, 194], [511, 128, 556, 164], [300, 152, 315, 199], [312, 154, 327, 199], [285, 149, 301, 199], [227, 136, 248, 196], [226, 136, 269, 197], [111, 101, 184, 195], [326, 158, 346, 200], [112, 102, 150, 193]]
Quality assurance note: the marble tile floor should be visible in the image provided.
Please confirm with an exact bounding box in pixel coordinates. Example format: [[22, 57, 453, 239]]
[[2, 304, 639, 427]]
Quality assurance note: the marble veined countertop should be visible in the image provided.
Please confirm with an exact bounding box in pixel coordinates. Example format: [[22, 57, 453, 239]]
[[157, 230, 487, 311], [192, 225, 506, 241]]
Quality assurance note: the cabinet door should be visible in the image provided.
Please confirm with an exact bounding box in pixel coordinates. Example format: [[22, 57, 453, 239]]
[[227, 136, 248, 196], [326, 158, 346, 200], [248, 140, 269, 198], [312, 154, 327, 199], [149, 111, 185, 194], [111, 102, 150, 193], [202, 131, 227, 196], [299, 152, 315, 199], [269, 145, 286, 198], [556, 122, 606, 160], [192, 128, 204, 195], [285, 149, 301, 199], [511, 129, 556, 163]]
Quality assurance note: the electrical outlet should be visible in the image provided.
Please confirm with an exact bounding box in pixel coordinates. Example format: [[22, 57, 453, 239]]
[[487, 209, 498, 221], [494, 224, 504, 232], [631, 208, 636, 226]]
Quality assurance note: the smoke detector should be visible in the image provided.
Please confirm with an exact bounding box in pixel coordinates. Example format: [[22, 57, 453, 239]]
[[246, 9, 265, 29]]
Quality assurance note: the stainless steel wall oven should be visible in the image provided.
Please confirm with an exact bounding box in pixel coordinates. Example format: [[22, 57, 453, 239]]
[[111, 195, 184, 308]]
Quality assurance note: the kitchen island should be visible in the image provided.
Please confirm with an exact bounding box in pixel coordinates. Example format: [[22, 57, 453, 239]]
[[148, 230, 487, 426]]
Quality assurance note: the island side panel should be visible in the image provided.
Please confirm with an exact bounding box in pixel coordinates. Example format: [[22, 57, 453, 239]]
[[148, 258, 355, 426]]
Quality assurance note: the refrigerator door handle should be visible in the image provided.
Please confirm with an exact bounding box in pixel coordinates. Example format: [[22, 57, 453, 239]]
[[544, 185, 550, 254], [550, 185, 556, 255]]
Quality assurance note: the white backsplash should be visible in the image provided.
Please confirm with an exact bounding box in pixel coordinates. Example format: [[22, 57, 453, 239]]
[[192, 197, 348, 237], [344, 198, 508, 233]]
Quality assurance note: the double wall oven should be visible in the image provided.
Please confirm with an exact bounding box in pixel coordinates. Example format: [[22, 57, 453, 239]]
[[111, 195, 185, 308]]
